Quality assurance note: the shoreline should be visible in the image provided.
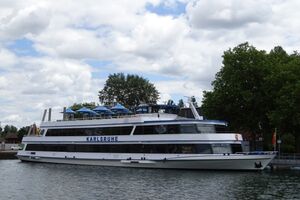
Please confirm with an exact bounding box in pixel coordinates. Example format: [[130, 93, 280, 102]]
[[0, 151, 17, 159]]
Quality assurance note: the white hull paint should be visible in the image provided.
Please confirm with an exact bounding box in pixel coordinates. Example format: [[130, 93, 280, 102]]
[[17, 152, 275, 170]]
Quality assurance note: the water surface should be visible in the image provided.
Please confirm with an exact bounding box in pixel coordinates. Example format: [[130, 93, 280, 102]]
[[0, 160, 299, 200]]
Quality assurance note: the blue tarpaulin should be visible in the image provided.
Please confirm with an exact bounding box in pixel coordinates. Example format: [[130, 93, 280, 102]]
[[77, 107, 99, 116], [93, 106, 114, 115], [111, 103, 130, 114], [61, 108, 76, 114]]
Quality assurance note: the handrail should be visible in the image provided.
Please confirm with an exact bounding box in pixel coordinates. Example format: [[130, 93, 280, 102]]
[[56, 114, 138, 122], [235, 151, 277, 155]]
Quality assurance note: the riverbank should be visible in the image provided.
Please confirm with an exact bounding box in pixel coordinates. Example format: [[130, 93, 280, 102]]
[[0, 151, 17, 159], [269, 158, 300, 170]]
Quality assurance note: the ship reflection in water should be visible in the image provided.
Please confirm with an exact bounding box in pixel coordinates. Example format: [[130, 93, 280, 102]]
[[0, 160, 299, 200]]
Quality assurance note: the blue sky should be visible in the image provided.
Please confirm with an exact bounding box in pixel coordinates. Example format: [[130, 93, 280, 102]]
[[146, 1, 186, 16], [7, 38, 41, 57], [0, 0, 300, 127]]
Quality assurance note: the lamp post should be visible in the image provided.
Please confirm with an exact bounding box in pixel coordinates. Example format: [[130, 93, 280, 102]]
[[277, 139, 282, 159]]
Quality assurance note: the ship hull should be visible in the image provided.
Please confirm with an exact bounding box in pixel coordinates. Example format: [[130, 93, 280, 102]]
[[17, 152, 275, 171]]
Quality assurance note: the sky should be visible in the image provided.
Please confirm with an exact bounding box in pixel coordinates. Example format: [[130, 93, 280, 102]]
[[0, 0, 300, 127]]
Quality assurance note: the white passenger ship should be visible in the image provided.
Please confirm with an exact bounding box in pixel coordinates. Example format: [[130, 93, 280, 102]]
[[17, 101, 275, 170]]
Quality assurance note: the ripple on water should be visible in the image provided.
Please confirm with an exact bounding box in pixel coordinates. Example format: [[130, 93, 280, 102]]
[[0, 160, 299, 200]]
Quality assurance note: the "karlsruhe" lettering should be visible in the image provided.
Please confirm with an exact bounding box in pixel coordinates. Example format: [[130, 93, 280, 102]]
[[86, 136, 118, 142]]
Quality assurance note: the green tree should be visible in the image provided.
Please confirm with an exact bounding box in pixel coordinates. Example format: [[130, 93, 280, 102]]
[[70, 102, 97, 111], [266, 52, 300, 152], [280, 133, 296, 153], [99, 73, 159, 108], [17, 126, 30, 141], [202, 43, 269, 132], [202, 42, 300, 152], [1, 125, 18, 138], [69, 102, 97, 118]]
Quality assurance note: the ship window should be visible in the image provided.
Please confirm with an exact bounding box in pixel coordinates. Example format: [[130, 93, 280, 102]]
[[196, 124, 215, 133], [215, 125, 230, 133], [166, 125, 180, 134], [134, 124, 181, 135], [231, 144, 242, 153], [155, 125, 167, 134], [39, 129, 45, 136], [180, 124, 198, 133], [25, 144, 213, 154], [211, 144, 231, 154], [195, 144, 212, 154], [46, 126, 133, 136]]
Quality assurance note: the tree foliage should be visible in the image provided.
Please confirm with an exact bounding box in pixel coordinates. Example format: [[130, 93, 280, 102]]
[[70, 102, 97, 110], [1, 125, 18, 138], [202, 42, 300, 152], [69, 102, 97, 118], [17, 126, 30, 140], [98, 73, 159, 108]]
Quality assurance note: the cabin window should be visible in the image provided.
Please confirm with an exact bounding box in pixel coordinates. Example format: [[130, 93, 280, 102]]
[[166, 125, 180, 134], [211, 144, 232, 154], [196, 124, 215, 133], [231, 144, 242, 153], [155, 125, 167, 134], [180, 124, 198, 133], [134, 124, 183, 135], [25, 143, 213, 154], [46, 126, 133, 136], [215, 125, 230, 133], [39, 129, 45, 136], [196, 144, 212, 154]]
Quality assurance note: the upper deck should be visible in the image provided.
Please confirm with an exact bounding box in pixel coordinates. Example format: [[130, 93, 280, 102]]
[[41, 113, 179, 128], [40, 113, 227, 129]]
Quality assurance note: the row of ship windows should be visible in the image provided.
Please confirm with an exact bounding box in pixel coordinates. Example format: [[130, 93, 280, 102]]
[[25, 144, 242, 154], [45, 124, 229, 136]]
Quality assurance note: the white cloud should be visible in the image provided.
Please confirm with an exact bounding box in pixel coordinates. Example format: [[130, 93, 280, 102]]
[[0, 56, 100, 127], [0, 48, 17, 68], [0, 0, 300, 127], [187, 0, 272, 29], [0, 2, 50, 40], [156, 80, 205, 103]]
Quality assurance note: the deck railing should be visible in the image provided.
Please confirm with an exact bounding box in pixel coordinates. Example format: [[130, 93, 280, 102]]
[[57, 114, 138, 122]]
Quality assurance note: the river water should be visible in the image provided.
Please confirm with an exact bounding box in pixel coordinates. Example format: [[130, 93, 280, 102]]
[[0, 160, 299, 200]]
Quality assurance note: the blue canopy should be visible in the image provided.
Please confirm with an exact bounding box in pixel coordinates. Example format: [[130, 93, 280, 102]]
[[77, 107, 99, 116], [66, 108, 76, 114], [93, 106, 114, 115], [111, 103, 127, 110], [62, 108, 76, 114], [111, 103, 130, 114]]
